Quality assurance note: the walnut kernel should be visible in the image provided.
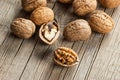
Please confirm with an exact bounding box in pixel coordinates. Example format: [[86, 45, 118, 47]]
[[54, 47, 79, 67]]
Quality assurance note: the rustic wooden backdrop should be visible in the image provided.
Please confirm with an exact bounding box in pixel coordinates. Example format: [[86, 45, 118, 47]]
[[0, 0, 120, 80]]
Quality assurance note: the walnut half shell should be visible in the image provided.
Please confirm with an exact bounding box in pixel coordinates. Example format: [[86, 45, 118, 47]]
[[54, 47, 79, 67], [39, 21, 60, 45]]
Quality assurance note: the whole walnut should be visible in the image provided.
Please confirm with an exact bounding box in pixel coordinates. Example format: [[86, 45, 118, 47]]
[[63, 19, 92, 41], [10, 18, 36, 39], [99, 0, 120, 8], [30, 7, 54, 26], [88, 10, 114, 34], [21, 0, 47, 12], [58, 0, 73, 4], [73, 0, 97, 16]]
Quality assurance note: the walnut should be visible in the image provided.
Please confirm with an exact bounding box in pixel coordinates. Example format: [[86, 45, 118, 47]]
[[54, 47, 79, 67], [30, 7, 54, 26], [21, 0, 47, 12], [63, 19, 92, 41], [10, 18, 36, 39], [39, 21, 60, 45], [58, 0, 73, 4], [73, 0, 97, 16], [99, 0, 120, 8], [87, 10, 114, 34]]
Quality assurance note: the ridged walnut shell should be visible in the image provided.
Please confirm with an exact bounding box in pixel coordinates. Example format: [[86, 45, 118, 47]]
[[58, 0, 73, 4], [73, 0, 97, 16], [21, 0, 47, 12], [54, 47, 79, 67], [88, 10, 114, 34], [30, 7, 54, 26], [10, 18, 36, 39], [99, 0, 120, 8], [39, 21, 60, 45], [63, 19, 92, 41]]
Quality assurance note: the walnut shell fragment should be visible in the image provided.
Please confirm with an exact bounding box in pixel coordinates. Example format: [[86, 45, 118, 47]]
[[54, 47, 79, 67], [58, 0, 73, 4], [88, 10, 114, 34], [39, 21, 60, 45], [73, 0, 97, 16], [99, 0, 120, 8], [63, 19, 92, 41], [10, 18, 36, 39], [21, 0, 47, 12], [30, 7, 54, 26]]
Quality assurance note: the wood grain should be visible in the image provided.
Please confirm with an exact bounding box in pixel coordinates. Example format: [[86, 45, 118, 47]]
[[0, 0, 120, 80]]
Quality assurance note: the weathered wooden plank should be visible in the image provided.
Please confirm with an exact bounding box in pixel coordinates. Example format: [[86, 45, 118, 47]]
[[0, 36, 23, 80], [0, 0, 120, 80], [1, 37, 38, 80], [0, 0, 26, 67], [32, 28, 70, 80], [17, 1, 58, 80], [46, 2, 76, 80], [48, 3, 105, 80], [20, 2, 76, 79], [73, 8, 116, 80], [0, 0, 44, 80], [0, 0, 26, 80], [0, 0, 22, 45], [87, 6, 120, 80], [18, 41, 51, 80]]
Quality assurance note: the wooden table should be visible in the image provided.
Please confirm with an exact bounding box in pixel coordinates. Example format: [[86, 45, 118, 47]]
[[0, 0, 120, 80]]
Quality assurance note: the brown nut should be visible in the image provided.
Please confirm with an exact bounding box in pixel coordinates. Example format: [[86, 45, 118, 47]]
[[39, 21, 60, 45], [58, 0, 73, 4], [99, 0, 120, 8], [73, 0, 97, 16], [63, 19, 92, 41], [88, 10, 114, 34], [10, 18, 36, 39], [54, 47, 79, 67], [21, 0, 47, 12], [30, 7, 54, 26]]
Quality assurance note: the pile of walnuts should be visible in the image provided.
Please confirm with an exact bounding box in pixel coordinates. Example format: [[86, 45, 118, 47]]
[[10, 0, 120, 67]]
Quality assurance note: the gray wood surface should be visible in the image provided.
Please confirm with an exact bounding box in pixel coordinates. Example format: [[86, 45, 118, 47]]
[[0, 0, 120, 80]]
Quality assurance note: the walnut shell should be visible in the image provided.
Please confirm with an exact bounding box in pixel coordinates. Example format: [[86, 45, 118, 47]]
[[21, 0, 47, 12], [99, 0, 120, 8], [30, 7, 54, 26], [39, 21, 60, 45], [10, 18, 36, 39], [58, 0, 73, 4], [88, 10, 114, 34], [73, 0, 97, 16], [63, 19, 92, 41], [54, 47, 79, 67]]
